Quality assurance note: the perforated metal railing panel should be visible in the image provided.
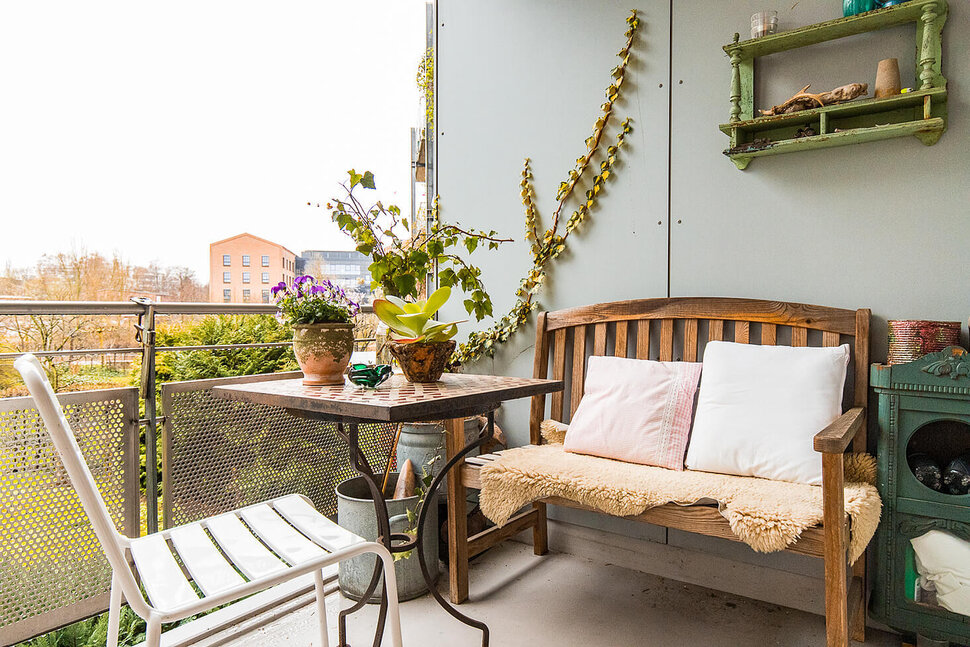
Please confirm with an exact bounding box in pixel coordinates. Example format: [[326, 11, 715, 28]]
[[162, 373, 397, 529], [0, 388, 139, 645]]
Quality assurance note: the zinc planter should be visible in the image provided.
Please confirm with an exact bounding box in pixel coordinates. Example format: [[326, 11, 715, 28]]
[[386, 340, 455, 383], [396, 419, 480, 497], [291, 322, 354, 385], [336, 473, 439, 602]]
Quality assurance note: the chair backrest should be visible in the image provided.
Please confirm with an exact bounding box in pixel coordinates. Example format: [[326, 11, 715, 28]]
[[528, 297, 871, 451], [14, 354, 145, 609]]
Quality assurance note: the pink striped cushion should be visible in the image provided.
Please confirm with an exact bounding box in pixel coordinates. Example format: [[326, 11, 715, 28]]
[[563, 356, 703, 470]]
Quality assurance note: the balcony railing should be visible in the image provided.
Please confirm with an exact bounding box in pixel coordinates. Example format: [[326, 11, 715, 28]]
[[0, 300, 386, 646]]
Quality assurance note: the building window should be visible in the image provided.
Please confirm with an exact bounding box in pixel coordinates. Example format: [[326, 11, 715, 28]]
[[242, 272, 251, 284], [242, 289, 251, 302], [223, 254, 231, 266], [262, 255, 269, 267], [262, 289, 270, 303], [242, 254, 250, 267], [223, 289, 231, 302], [223, 271, 231, 283], [262, 272, 269, 283]]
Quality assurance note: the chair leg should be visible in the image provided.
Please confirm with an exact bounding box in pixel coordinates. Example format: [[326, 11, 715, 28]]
[[146, 614, 162, 647], [314, 569, 330, 647], [376, 548, 403, 647], [106, 573, 122, 647]]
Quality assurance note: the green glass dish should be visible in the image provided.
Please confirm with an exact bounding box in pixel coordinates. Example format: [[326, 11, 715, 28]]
[[348, 363, 392, 388]]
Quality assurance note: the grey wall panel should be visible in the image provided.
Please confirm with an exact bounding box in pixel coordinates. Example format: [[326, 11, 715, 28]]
[[438, 0, 969, 586], [669, 0, 970, 362], [438, 0, 672, 452]]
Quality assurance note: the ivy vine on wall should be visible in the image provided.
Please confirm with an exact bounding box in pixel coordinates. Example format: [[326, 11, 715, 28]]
[[417, 46, 435, 127], [453, 10, 641, 365]]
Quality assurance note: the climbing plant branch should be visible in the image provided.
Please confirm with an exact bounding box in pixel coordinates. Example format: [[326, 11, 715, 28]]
[[454, 9, 640, 365]]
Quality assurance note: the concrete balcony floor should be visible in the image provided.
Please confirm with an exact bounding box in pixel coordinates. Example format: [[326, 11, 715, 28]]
[[227, 541, 901, 647]]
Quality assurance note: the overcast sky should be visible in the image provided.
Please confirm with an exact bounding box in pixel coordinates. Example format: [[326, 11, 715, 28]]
[[0, 1, 427, 282]]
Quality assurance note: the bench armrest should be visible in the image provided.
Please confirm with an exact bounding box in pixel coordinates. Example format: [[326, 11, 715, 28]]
[[814, 407, 865, 454]]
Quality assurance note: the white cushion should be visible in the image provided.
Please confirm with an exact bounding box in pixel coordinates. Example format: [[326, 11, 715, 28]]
[[911, 530, 970, 617], [684, 341, 850, 485], [563, 356, 702, 470]]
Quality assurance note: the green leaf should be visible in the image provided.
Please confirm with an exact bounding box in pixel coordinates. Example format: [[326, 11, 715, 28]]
[[385, 295, 408, 310], [360, 171, 376, 189], [425, 286, 451, 313], [464, 237, 478, 254], [393, 273, 417, 298]]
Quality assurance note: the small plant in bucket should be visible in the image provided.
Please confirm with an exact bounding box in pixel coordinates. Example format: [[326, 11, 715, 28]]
[[373, 286, 465, 382], [272, 276, 360, 385]]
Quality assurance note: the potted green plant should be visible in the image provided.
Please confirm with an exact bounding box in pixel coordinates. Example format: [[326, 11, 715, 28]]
[[373, 286, 463, 383], [324, 169, 510, 321], [272, 275, 359, 385]]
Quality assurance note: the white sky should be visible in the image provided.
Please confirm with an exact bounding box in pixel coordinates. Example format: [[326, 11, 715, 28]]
[[0, 1, 427, 282]]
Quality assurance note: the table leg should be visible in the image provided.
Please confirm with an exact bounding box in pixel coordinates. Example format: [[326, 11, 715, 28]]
[[415, 412, 493, 647], [445, 417, 469, 604], [337, 421, 391, 647]]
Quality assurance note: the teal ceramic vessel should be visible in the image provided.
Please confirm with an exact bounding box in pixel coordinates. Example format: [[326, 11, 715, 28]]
[[843, 0, 875, 16]]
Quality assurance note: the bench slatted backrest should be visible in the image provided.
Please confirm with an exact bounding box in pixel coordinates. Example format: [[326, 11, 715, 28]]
[[529, 298, 870, 453]]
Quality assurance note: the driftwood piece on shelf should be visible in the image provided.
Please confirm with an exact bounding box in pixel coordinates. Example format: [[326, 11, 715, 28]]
[[760, 83, 868, 116], [393, 459, 416, 499]]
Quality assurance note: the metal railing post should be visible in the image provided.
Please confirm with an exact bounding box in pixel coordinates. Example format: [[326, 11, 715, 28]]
[[133, 298, 159, 533]]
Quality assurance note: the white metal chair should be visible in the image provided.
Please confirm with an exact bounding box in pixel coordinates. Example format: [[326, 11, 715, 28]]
[[15, 354, 402, 647]]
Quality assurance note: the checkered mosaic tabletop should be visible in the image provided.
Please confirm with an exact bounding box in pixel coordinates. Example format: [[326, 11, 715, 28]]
[[212, 373, 563, 422]]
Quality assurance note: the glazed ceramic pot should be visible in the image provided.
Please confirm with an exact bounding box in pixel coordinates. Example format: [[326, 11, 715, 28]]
[[292, 322, 355, 385], [386, 340, 455, 383]]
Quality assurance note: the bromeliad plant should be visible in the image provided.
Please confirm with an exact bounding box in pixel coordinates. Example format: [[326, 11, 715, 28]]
[[271, 276, 360, 325], [372, 286, 464, 343], [373, 286, 463, 382]]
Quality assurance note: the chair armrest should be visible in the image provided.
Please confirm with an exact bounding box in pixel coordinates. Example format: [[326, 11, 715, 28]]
[[814, 407, 865, 454]]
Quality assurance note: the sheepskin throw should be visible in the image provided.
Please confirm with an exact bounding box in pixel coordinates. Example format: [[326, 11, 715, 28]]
[[480, 423, 881, 564]]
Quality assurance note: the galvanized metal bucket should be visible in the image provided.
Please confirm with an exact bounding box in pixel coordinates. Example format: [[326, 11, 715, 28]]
[[336, 473, 439, 602], [396, 418, 480, 497]]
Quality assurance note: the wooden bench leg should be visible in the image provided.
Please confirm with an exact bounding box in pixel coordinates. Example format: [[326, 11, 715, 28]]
[[533, 501, 548, 555], [850, 558, 867, 643], [823, 452, 849, 647], [445, 417, 469, 604]]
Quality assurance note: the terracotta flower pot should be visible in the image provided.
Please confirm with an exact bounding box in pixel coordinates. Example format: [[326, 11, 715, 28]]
[[292, 323, 355, 385], [387, 340, 455, 383]]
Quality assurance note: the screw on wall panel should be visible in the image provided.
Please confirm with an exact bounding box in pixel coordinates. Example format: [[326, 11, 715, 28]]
[[659, 83, 663, 88], [679, 80, 684, 84], [657, 221, 662, 225], [677, 219, 682, 224]]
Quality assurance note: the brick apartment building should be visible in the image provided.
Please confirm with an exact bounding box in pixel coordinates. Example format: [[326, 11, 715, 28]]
[[209, 233, 297, 303]]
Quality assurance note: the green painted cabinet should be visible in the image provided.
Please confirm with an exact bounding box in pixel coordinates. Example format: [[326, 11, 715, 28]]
[[870, 348, 970, 644]]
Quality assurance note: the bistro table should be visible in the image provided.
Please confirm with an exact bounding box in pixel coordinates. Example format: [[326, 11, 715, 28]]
[[212, 372, 563, 647]]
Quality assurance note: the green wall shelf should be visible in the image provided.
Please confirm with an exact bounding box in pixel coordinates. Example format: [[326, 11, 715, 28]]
[[721, 1, 948, 170]]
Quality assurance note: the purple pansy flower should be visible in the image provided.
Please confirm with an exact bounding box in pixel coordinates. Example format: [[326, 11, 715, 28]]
[[272, 274, 360, 325]]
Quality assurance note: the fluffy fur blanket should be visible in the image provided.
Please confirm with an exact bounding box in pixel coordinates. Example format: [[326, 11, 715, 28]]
[[479, 421, 881, 564]]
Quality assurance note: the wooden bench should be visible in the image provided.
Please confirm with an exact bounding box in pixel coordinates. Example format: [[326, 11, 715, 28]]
[[446, 297, 871, 647]]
